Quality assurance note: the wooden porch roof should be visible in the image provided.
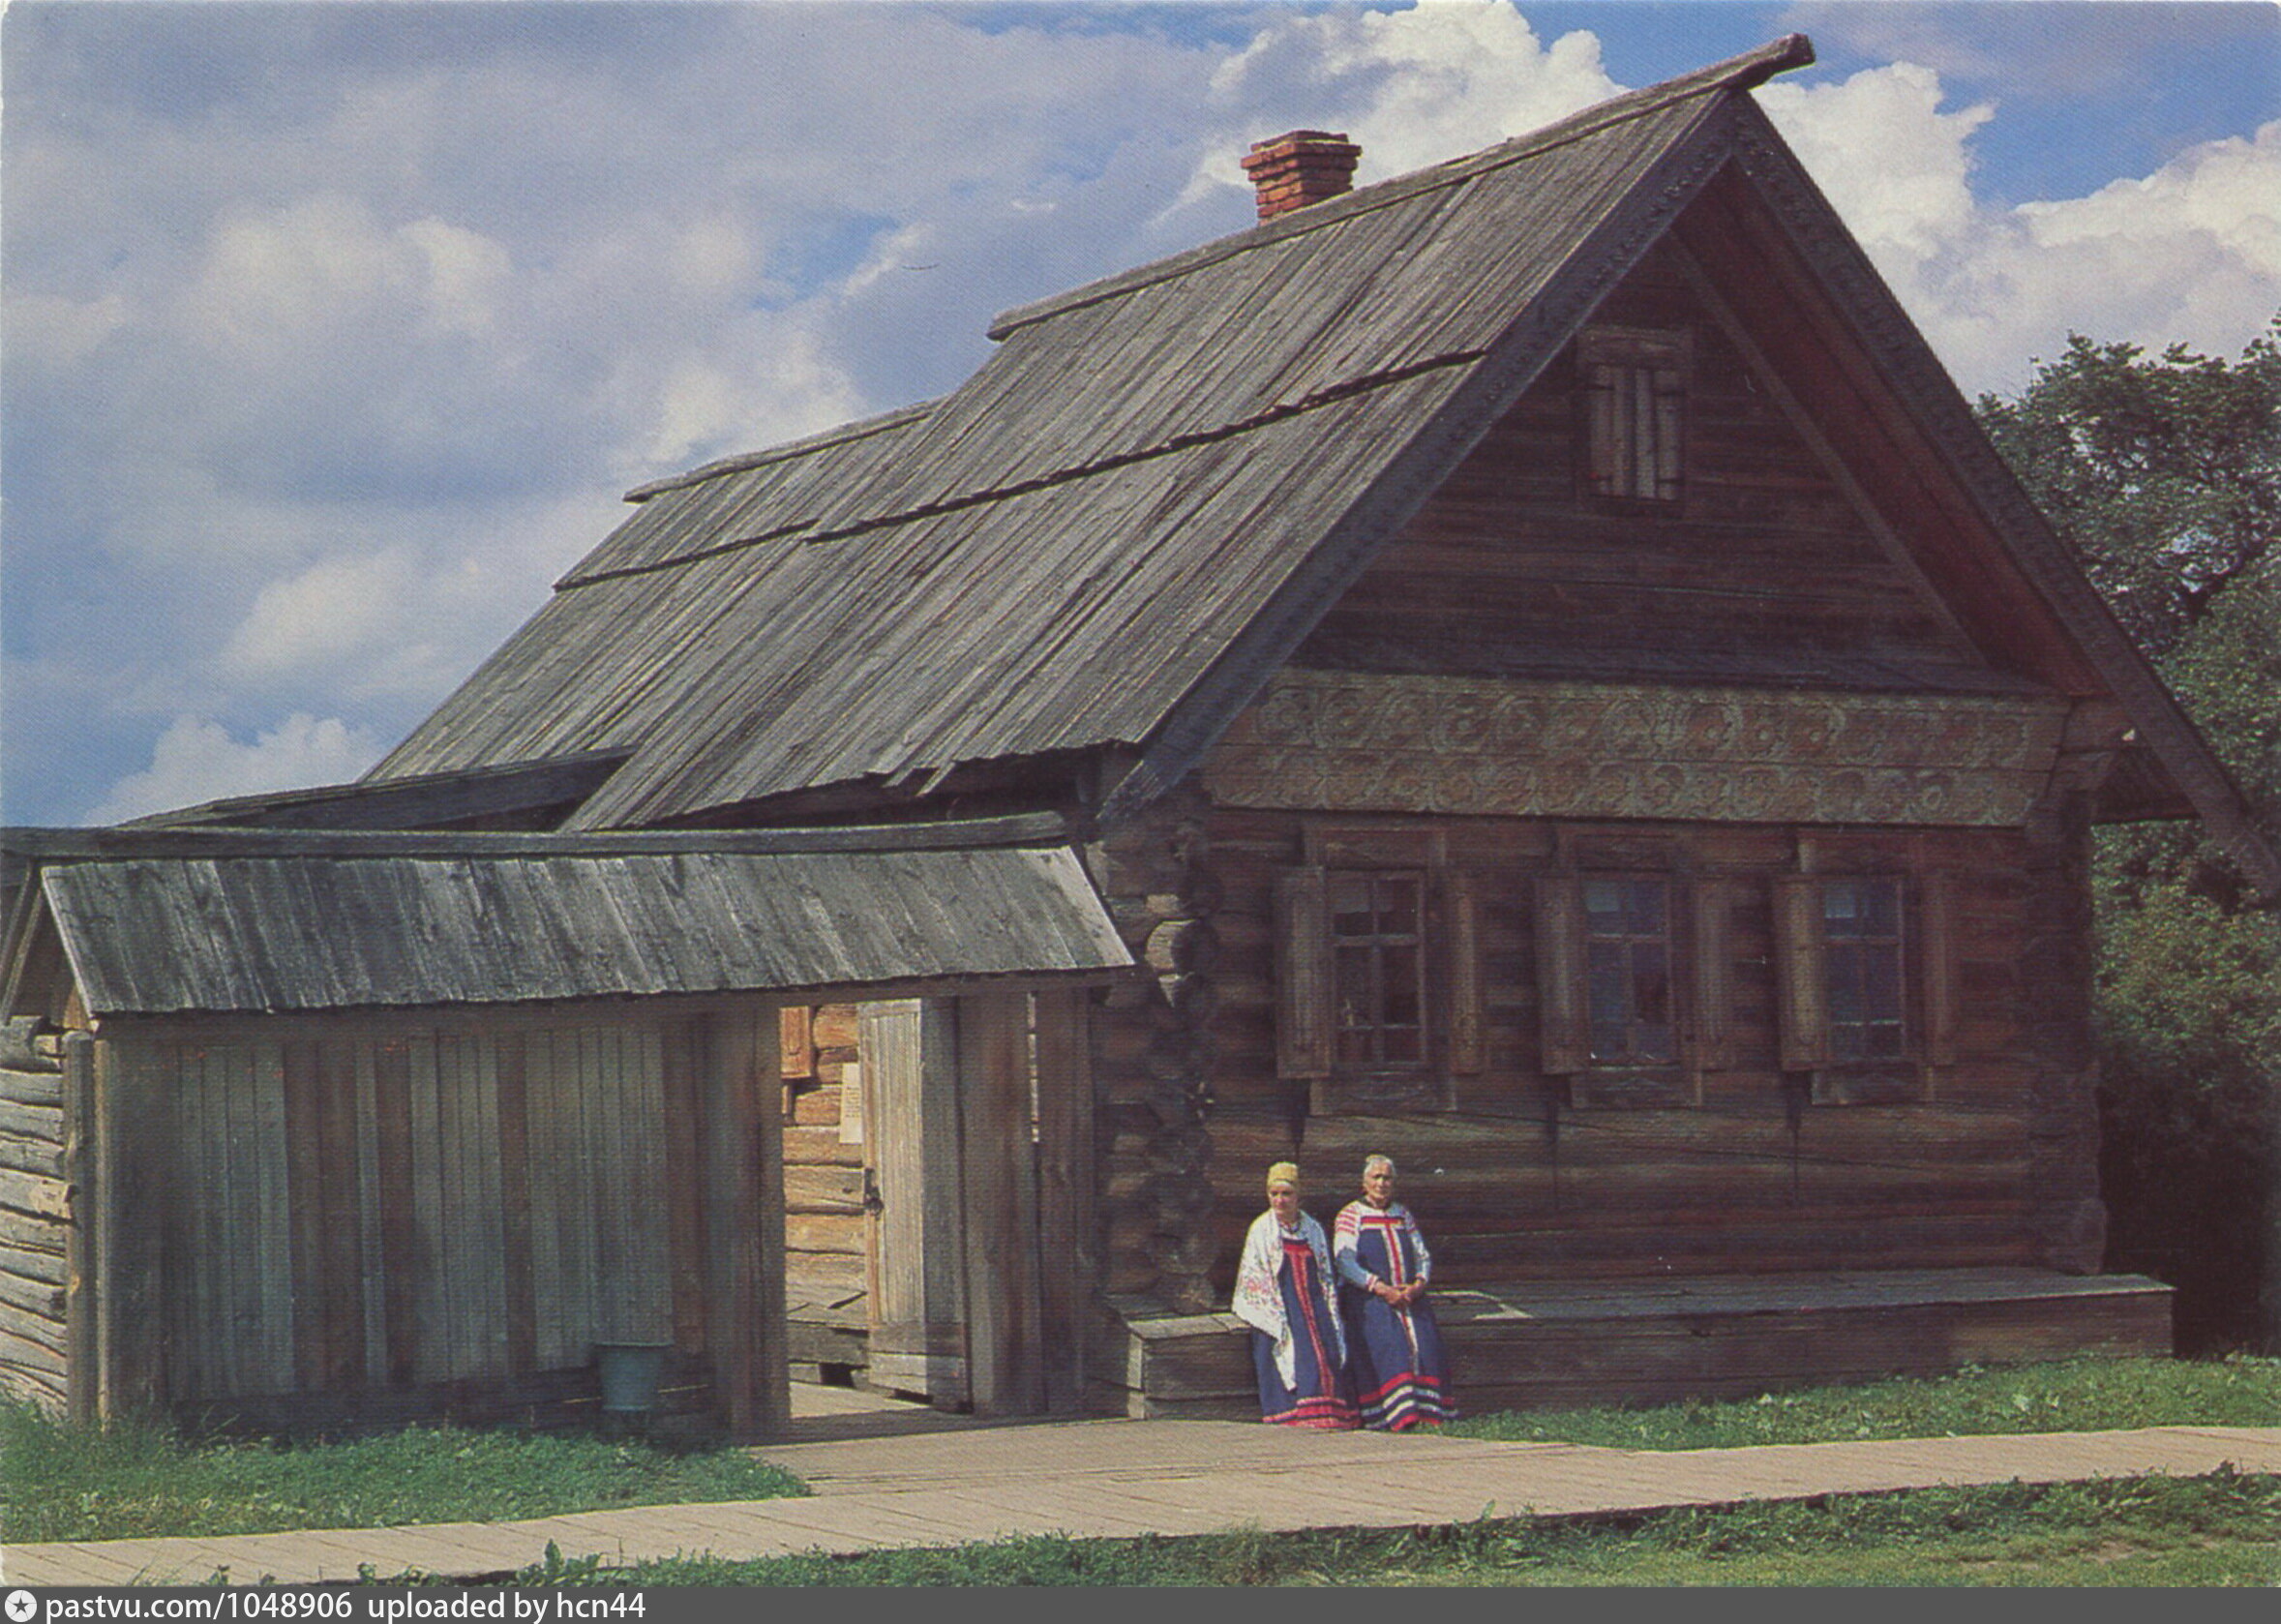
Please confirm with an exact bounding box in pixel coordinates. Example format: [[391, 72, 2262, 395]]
[[4, 819, 1132, 1018]]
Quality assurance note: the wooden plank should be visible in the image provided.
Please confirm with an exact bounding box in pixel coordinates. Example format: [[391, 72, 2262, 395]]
[[1442, 870, 1486, 1074], [629, 1025, 675, 1341], [373, 1037, 419, 1386], [701, 1005, 764, 1435], [353, 1042, 387, 1384], [1272, 867, 1332, 1079], [957, 988, 1043, 1418], [658, 1020, 707, 1353], [61, 1034, 95, 1424], [0, 1098, 64, 1142], [469, 1034, 510, 1376], [1534, 874, 1588, 1073], [283, 1042, 325, 1392], [1773, 875, 1830, 1070], [95, 1039, 166, 1420], [494, 1033, 538, 1375], [524, 1029, 569, 1369], [1034, 986, 1095, 1414], [306, 1039, 364, 1391]]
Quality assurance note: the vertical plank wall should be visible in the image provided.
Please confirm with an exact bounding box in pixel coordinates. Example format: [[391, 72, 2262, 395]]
[[115, 1001, 769, 1420]]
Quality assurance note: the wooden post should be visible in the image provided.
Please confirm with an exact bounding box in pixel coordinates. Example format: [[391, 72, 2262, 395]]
[[957, 988, 1043, 1418], [700, 1001, 786, 1437], [93, 1037, 165, 1422], [1033, 987, 1095, 1414], [61, 1033, 96, 1426]]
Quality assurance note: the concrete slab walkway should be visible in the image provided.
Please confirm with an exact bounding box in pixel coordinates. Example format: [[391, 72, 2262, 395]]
[[7, 1421, 2278, 1586]]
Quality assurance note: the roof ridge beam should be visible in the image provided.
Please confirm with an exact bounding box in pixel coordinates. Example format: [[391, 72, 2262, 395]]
[[2, 811, 1076, 864], [987, 34, 1815, 342]]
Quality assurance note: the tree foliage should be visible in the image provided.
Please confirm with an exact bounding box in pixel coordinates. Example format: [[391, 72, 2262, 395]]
[[1978, 317, 2281, 1352]]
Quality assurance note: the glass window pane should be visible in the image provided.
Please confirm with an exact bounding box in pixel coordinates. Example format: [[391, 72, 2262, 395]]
[[1585, 880, 1625, 921], [1381, 1029, 1422, 1064], [1864, 946, 1903, 1021], [1379, 877, 1419, 935], [1382, 947, 1421, 1025], [1628, 880, 1666, 935], [1336, 947, 1373, 1027], [1863, 880, 1900, 936]]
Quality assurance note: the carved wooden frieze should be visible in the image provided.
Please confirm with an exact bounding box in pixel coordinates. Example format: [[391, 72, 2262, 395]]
[[1203, 671, 2068, 827]]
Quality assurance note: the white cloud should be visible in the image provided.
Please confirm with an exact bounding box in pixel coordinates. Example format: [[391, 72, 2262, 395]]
[[1763, 67, 2281, 393], [88, 714, 386, 825], [1193, 0, 1618, 199]]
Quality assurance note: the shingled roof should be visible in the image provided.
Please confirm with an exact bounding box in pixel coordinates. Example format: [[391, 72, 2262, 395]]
[[368, 36, 2279, 898]]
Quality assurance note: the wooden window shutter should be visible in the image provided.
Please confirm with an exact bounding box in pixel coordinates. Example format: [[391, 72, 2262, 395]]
[[1921, 871, 1960, 1067], [1274, 866, 1334, 1080], [1772, 876, 1831, 1071], [1689, 880, 1733, 1071], [1650, 367, 1684, 500], [1442, 870, 1486, 1075], [1533, 875, 1588, 1075]]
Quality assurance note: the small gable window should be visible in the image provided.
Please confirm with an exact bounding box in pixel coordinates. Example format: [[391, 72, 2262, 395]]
[[1578, 325, 1689, 504]]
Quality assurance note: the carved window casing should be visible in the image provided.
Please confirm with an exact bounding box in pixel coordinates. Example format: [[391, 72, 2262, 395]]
[[1535, 867, 1717, 1108], [1274, 832, 1483, 1114], [1579, 324, 1690, 504], [1774, 870, 1959, 1104]]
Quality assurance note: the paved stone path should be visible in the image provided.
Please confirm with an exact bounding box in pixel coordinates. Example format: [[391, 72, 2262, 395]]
[[8, 1421, 2278, 1586]]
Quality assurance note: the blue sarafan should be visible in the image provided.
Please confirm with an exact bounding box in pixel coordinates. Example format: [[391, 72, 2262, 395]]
[[6, 37, 2273, 1437]]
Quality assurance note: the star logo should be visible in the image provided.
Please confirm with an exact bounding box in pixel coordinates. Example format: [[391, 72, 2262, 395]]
[[5, 1589, 38, 1623]]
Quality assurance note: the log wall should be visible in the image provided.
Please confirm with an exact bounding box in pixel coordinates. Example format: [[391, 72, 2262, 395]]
[[1156, 803, 2087, 1305], [0, 1021, 71, 1415], [779, 1003, 868, 1308], [1298, 236, 1988, 688]]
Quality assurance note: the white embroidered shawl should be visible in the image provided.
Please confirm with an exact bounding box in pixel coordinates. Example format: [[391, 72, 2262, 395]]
[[1230, 1209, 1347, 1388]]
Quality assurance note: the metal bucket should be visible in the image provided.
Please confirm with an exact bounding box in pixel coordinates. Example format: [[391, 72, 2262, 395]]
[[594, 1341, 672, 1413]]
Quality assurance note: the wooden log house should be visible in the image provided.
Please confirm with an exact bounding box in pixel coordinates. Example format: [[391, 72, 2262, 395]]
[[9, 37, 2277, 1426]]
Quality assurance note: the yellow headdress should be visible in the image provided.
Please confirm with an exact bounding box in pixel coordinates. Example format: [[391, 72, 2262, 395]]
[[1266, 1160, 1302, 1192]]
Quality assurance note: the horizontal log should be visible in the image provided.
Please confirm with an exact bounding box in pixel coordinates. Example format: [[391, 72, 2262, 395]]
[[0, 1169, 69, 1221], [0, 1239, 66, 1286], [0, 1134, 65, 1181], [0, 1266, 67, 1321], [0, 1224, 66, 1267], [784, 1252, 866, 1297], [790, 1085, 846, 1128], [0, 1022, 62, 1072], [0, 1098, 63, 1142], [0, 1308, 68, 1374], [785, 1213, 865, 1256], [0, 1066, 63, 1105], [782, 1126, 862, 1168], [0, 1360, 68, 1400], [785, 1165, 865, 1214]]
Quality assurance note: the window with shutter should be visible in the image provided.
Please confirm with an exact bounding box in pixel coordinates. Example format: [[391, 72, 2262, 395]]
[[1275, 854, 1476, 1113], [1774, 872, 1930, 1104], [1579, 325, 1689, 504]]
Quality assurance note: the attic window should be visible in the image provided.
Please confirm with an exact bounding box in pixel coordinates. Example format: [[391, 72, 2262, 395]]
[[1578, 325, 1689, 503]]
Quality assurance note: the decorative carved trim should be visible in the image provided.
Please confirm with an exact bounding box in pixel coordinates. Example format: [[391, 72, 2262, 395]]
[[1206, 671, 2067, 827]]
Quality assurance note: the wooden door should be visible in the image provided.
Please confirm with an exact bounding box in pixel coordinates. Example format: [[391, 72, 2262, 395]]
[[858, 991, 1091, 1417]]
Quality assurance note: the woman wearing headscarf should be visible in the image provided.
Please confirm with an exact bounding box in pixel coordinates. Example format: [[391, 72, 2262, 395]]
[[1230, 1161, 1357, 1429], [1334, 1154, 1456, 1429]]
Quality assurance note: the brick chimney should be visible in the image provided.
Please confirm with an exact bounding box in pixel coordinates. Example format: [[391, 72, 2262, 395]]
[[1241, 130, 1362, 222]]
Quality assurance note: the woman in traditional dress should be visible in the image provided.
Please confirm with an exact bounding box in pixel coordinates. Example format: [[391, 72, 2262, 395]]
[[1230, 1161, 1358, 1429], [1335, 1154, 1456, 1429]]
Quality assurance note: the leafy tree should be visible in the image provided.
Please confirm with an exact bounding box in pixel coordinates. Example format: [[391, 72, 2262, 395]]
[[1978, 318, 2281, 1352]]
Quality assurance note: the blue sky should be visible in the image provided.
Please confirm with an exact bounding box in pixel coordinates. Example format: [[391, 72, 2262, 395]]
[[6, 1, 2278, 826]]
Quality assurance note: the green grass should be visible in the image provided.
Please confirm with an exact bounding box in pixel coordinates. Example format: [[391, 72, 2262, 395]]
[[1447, 1353, 2281, 1451], [0, 1406, 805, 1546], [523, 1470, 2281, 1586]]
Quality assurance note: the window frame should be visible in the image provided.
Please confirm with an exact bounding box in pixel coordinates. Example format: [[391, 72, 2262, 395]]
[[1576, 324, 1691, 507]]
